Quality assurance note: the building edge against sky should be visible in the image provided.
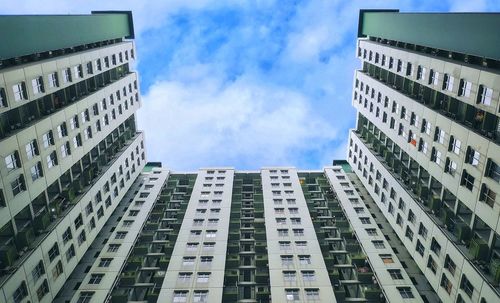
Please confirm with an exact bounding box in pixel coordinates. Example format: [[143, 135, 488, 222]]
[[0, 9, 499, 303], [0, 10, 146, 303], [349, 9, 500, 303]]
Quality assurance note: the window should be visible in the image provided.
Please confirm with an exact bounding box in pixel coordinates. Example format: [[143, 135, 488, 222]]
[[13, 282, 28, 303], [460, 170, 475, 191], [293, 229, 304, 236], [178, 272, 192, 283], [278, 229, 289, 237], [70, 115, 79, 129], [46, 151, 58, 168], [388, 269, 403, 280], [465, 146, 480, 166], [62, 68, 72, 83], [197, 273, 210, 283], [193, 290, 208, 302], [5, 151, 20, 171], [88, 273, 104, 284], [477, 85, 493, 105], [78, 230, 86, 245], [30, 162, 43, 181], [299, 255, 311, 265], [415, 224, 426, 240], [77, 291, 94, 303], [296, 241, 307, 248], [460, 275, 474, 298], [431, 238, 441, 256], [380, 254, 394, 264], [115, 231, 127, 239], [397, 287, 414, 299], [407, 210, 416, 224], [52, 260, 63, 279], [445, 255, 456, 276], [397, 59, 403, 72], [86, 62, 93, 74], [405, 227, 414, 241], [42, 130, 54, 148], [281, 255, 293, 266], [182, 256, 195, 266], [480, 184, 496, 207], [486, 159, 500, 182], [95, 59, 102, 71], [200, 256, 213, 265], [72, 134, 82, 149], [416, 240, 425, 256], [291, 218, 301, 225], [417, 65, 426, 80], [206, 230, 217, 238], [0, 87, 7, 107], [60, 142, 71, 158], [276, 217, 286, 225], [31, 76, 45, 94], [360, 217, 371, 224], [25, 140, 39, 159], [81, 109, 90, 122], [36, 279, 49, 300], [12, 82, 27, 101], [32, 261, 45, 282], [302, 270, 316, 281], [47, 72, 59, 88], [279, 241, 291, 250], [434, 128, 446, 144], [429, 69, 439, 86], [354, 207, 364, 214], [366, 228, 377, 236], [99, 258, 113, 267], [445, 158, 458, 176], [441, 274, 453, 294], [442, 73, 454, 91], [173, 290, 188, 302], [372, 240, 385, 249], [427, 255, 438, 274], [459, 79, 472, 97], [283, 271, 296, 281], [285, 289, 300, 301], [108, 244, 121, 252], [11, 175, 26, 196], [74, 65, 83, 79]]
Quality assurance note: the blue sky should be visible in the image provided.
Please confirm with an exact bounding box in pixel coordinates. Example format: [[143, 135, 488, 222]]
[[2, 0, 499, 170]]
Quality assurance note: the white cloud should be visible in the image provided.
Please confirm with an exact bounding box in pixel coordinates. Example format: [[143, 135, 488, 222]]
[[138, 75, 338, 170], [0, 0, 216, 38]]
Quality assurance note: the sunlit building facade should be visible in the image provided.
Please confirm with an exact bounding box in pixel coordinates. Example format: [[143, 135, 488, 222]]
[[0, 11, 146, 302], [348, 10, 500, 303], [60, 165, 428, 303]]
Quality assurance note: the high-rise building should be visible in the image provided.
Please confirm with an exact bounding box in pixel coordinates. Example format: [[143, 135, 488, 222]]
[[0, 11, 146, 302], [349, 10, 500, 303], [56, 164, 434, 303], [1, 9, 499, 303]]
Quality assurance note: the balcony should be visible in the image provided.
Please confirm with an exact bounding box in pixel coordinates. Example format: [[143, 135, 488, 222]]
[[0, 64, 131, 140]]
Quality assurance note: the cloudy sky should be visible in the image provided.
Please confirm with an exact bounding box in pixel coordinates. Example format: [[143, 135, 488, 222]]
[[2, 0, 499, 170]]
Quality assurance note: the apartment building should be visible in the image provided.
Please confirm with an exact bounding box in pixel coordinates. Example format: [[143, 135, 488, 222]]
[[58, 165, 429, 303], [0, 12, 146, 302], [348, 10, 500, 303]]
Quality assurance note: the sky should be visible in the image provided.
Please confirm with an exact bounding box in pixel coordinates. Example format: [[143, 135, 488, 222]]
[[2, 0, 499, 170]]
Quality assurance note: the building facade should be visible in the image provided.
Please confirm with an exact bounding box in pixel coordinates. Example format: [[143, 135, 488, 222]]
[[2, 9, 500, 303], [0, 12, 146, 302], [58, 165, 430, 303], [348, 10, 500, 303]]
